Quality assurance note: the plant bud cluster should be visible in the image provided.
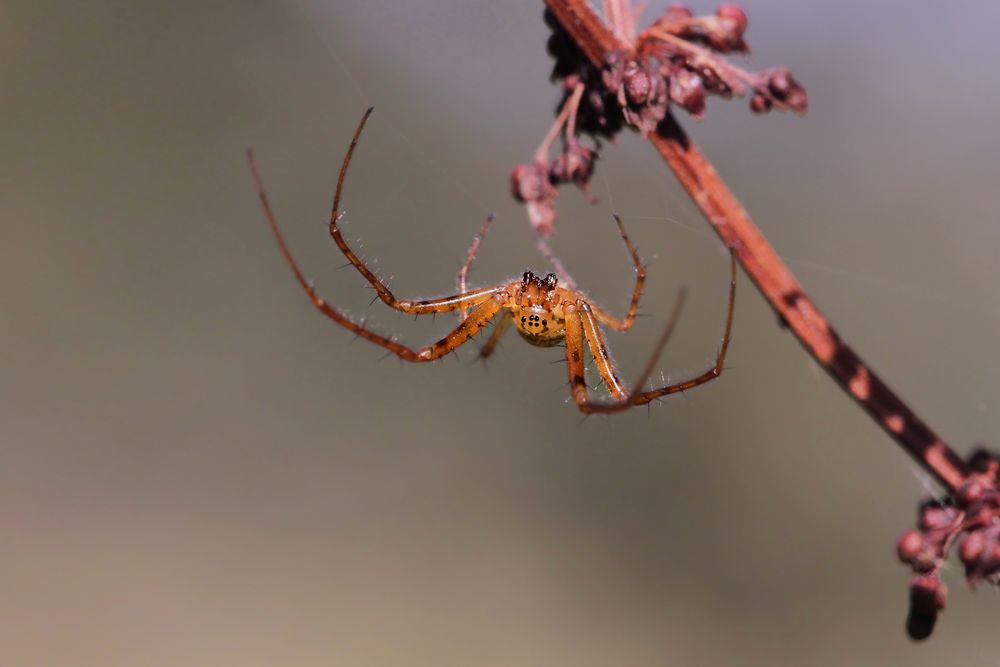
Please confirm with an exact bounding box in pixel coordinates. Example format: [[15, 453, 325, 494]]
[[896, 448, 1000, 640], [530, 4, 807, 233]]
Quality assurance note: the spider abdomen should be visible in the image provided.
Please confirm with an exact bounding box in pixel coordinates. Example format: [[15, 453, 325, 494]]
[[513, 307, 566, 347]]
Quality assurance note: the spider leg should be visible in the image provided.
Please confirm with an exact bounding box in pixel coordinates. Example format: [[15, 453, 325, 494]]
[[578, 302, 630, 400], [568, 250, 735, 414], [457, 213, 496, 322], [564, 307, 593, 408], [247, 130, 502, 318], [320, 109, 504, 315], [477, 311, 512, 359], [588, 214, 646, 332], [626, 251, 735, 405], [565, 291, 684, 413], [413, 295, 507, 361], [276, 267, 507, 363], [251, 108, 496, 315]]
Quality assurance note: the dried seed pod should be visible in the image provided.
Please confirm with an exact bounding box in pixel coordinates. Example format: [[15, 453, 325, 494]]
[[624, 64, 654, 105], [918, 503, 958, 532], [897, 530, 926, 565], [954, 478, 988, 508], [906, 574, 946, 641], [958, 531, 985, 567], [750, 92, 772, 114], [716, 4, 748, 35], [550, 143, 596, 187], [669, 68, 706, 118], [510, 161, 554, 203], [765, 68, 808, 113]]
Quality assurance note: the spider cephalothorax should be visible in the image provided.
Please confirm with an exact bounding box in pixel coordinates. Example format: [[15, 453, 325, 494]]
[[512, 271, 566, 346], [247, 108, 736, 414]]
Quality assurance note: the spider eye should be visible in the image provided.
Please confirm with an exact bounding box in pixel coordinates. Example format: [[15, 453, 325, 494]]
[[522, 271, 533, 284], [544, 273, 558, 288]]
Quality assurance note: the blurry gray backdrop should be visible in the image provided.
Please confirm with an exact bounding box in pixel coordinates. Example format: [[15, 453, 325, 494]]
[[3, 1, 999, 665]]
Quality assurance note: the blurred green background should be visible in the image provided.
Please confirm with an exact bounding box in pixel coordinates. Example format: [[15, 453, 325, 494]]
[[3, 1, 999, 664]]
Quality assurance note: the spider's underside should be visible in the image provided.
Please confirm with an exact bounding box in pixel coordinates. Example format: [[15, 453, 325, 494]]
[[247, 108, 736, 414]]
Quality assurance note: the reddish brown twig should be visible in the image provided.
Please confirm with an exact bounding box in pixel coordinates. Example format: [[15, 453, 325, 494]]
[[542, 0, 969, 491]]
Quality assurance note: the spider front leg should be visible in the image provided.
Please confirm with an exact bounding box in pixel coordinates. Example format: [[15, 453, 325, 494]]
[[293, 107, 497, 316], [564, 292, 684, 413], [247, 129, 515, 361], [587, 215, 646, 332], [281, 278, 506, 363], [457, 213, 496, 322], [410, 294, 508, 361], [566, 251, 735, 414], [477, 311, 512, 359], [453, 214, 513, 359]]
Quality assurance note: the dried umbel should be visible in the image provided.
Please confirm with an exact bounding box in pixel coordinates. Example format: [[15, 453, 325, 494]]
[[637, 4, 808, 118], [525, 3, 808, 236], [536, 2, 986, 647], [549, 141, 597, 192], [896, 447, 1000, 640]]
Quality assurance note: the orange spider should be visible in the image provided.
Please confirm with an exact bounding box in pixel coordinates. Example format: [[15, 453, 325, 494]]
[[246, 108, 736, 414]]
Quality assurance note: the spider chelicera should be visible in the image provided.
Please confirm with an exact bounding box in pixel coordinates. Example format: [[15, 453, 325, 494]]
[[247, 108, 736, 414]]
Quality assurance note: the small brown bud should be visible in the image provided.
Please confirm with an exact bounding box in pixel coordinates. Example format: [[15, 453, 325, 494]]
[[897, 531, 926, 564], [716, 4, 748, 35], [958, 531, 985, 566], [702, 7, 749, 53], [768, 70, 793, 99], [955, 478, 987, 508], [919, 504, 957, 532], [750, 93, 771, 113], [624, 66, 653, 105], [669, 69, 706, 118], [766, 68, 808, 114], [906, 574, 946, 640], [965, 506, 996, 529], [510, 161, 553, 203], [550, 143, 596, 187], [910, 574, 947, 614]]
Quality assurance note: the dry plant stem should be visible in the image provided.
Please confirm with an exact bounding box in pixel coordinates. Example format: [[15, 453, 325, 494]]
[[603, 0, 636, 43], [544, 0, 969, 490], [532, 81, 586, 289]]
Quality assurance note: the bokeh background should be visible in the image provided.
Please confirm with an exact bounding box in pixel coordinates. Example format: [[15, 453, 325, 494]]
[[3, 1, 1000, 665]]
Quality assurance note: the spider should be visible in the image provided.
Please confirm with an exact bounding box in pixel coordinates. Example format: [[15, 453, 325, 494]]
[[246, 108, 736, 414]]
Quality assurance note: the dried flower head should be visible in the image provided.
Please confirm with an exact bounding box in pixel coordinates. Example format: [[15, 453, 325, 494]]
[[511, 160, 559, 236], [896, 447, 1000, 640], [525, 3, 807, 234]]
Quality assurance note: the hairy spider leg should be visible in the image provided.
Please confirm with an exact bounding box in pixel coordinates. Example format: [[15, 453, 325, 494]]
[[565, 250, 736, 414], [453, 214, 514, 359], [476, 311, 513, 359], [247, 108, 518, 361], [586, 214, 646, 332], [457, 213, 496, 322], [312, 107, 501, 315]]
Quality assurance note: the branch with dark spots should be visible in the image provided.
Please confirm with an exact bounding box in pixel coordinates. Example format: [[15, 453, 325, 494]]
[[539, 0, 966, 488], [533, 0, 991, 640]]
